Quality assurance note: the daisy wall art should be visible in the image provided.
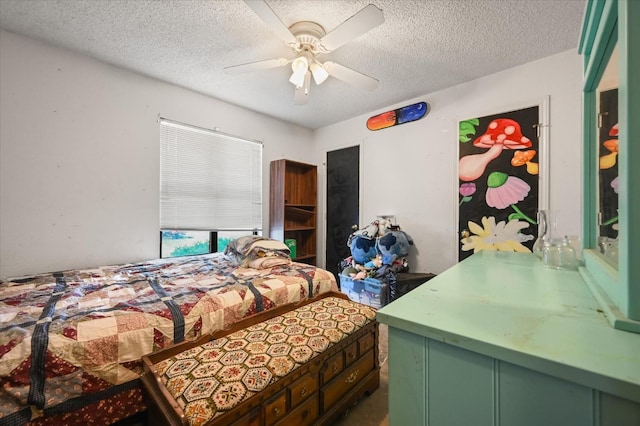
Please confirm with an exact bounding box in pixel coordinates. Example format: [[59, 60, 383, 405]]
[[458, 106, 541, 261]]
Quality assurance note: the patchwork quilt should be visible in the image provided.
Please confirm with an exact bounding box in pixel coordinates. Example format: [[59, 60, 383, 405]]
[[0, 253, 337, 425]]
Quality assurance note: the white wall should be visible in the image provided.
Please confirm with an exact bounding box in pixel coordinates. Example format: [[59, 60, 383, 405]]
[[314, 49, 583, 274], [0, 30, 314, 277], [0, 29, 584, 278]]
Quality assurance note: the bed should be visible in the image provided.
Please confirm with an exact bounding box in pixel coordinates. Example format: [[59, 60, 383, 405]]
[[0, 237, 337, 425]]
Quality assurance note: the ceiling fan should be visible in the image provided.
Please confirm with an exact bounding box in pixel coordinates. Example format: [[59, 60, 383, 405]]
[[224, 0, 385, 105]]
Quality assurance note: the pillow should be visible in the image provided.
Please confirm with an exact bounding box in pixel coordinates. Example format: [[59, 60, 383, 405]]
[[224, 235, 273, 256], [224, 236, 291, 267]]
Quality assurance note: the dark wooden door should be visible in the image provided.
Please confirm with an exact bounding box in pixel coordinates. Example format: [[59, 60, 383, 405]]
[[326, 146, 360, 278]]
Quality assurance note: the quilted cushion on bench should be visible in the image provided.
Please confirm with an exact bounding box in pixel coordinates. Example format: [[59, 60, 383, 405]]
[[153, 296, 376, 425]]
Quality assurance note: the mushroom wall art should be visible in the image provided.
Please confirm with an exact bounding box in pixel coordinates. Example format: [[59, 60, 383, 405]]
[[457, 106, 540, 261]]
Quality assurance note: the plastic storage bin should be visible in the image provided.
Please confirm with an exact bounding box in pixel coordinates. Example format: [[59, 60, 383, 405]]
[[339, 274, 387, 308]]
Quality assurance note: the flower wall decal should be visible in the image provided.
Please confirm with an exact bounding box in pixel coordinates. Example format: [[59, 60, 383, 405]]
[[459, 182, 476, 205], [461, 216, 534, 253], [485, 171, 536, 224], [611, 176, 619, 194], [459, 182, 476, 197], [485, 171, 529, 208]]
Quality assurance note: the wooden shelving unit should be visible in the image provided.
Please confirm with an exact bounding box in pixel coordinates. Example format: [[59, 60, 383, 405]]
[[269, 159, 317, 265]]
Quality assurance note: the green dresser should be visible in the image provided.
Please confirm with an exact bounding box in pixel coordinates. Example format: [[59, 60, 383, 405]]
[[376, 251, 640, 426]]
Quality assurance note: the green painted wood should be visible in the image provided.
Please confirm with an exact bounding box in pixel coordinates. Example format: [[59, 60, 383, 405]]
[[582, 249, 620, 306], [581, 0, 615, 257], [582, 88, 597, 250], [580, 0, 640, 327], [619, 0, 640, 320], [599, 392, 640, 425], [583, 0, 617, 90], [578, 0, 605, 56], [376, 251, 640, 403], [385, 333, 639, 426], [428, 340, 493, 426], [499, 362, 592, 426], [580, 255, 640, 333], [387, 327, 426, 425]]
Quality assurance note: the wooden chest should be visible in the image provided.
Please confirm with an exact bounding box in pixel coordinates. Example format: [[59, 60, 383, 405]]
[[141, 292, 380, 425]]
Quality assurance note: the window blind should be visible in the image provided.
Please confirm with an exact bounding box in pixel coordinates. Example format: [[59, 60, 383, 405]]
[[160, 119, 262, 231]]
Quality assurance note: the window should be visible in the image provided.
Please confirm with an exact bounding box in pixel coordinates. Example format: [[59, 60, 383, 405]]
[[159, 119, 262, 258]]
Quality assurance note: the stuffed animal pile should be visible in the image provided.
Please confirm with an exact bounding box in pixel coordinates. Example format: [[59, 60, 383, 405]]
[[340, 218, 414, 281]]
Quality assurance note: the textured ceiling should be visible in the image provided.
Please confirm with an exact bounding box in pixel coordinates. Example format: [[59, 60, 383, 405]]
[[0, 0, 586, 129]]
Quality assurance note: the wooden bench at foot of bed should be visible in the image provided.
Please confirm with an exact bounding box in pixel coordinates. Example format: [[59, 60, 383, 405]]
[[141, 292, 380, 426]]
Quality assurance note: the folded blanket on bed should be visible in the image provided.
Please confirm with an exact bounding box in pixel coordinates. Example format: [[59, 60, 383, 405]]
[[225, 235, 292, 268], [245, 255, 290, 269]]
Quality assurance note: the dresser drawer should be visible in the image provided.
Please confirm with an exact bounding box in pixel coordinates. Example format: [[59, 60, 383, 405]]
[[358, 331, 375, 355], [274, 394, 318, 426], [321, 351, 344, 384], [321, 350, 375, 410], [231, 406, 261, 426], [344, 341, 358, 366], [265, 391, 287, 426], [289, 372, 317, 408]]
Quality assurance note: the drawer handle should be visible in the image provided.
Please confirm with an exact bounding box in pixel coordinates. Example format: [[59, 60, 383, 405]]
[[345, 370, 359, 383], [348, 352, 355, 359], [273, 407, 281, 416], [332, 363, 339, 373], [300, 387, 307, 397]]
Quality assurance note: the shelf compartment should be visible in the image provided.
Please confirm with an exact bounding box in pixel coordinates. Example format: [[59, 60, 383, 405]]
[[285, 205, 316, 223], [293, 253, 316, 264], [284, 226, 316, 232], [269, 160, 318, 266]]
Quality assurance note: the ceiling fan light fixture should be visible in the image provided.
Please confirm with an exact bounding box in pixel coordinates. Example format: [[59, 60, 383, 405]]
[[302, 71, 311, 95], [310, 62, 329, 85], [295, 71, 312, 105], [288, 56, 309, 87], [289, 69, 306, 87], [234, 1, 386, 104]]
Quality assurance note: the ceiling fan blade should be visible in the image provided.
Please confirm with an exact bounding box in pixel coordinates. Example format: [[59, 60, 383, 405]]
[[294, 72, 311, 105], [244, 0, 298, 47], [324, 61, 379, 91], [319, 4, 384, 52], [224, 58, 289, 75]]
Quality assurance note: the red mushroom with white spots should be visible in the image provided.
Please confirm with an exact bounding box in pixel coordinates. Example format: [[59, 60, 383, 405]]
[[459, 118, 532, 182]]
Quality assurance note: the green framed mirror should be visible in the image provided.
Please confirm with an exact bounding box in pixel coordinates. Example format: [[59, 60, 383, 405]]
[[579, 0, 640, 333], [595, 46, 618, 268]]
